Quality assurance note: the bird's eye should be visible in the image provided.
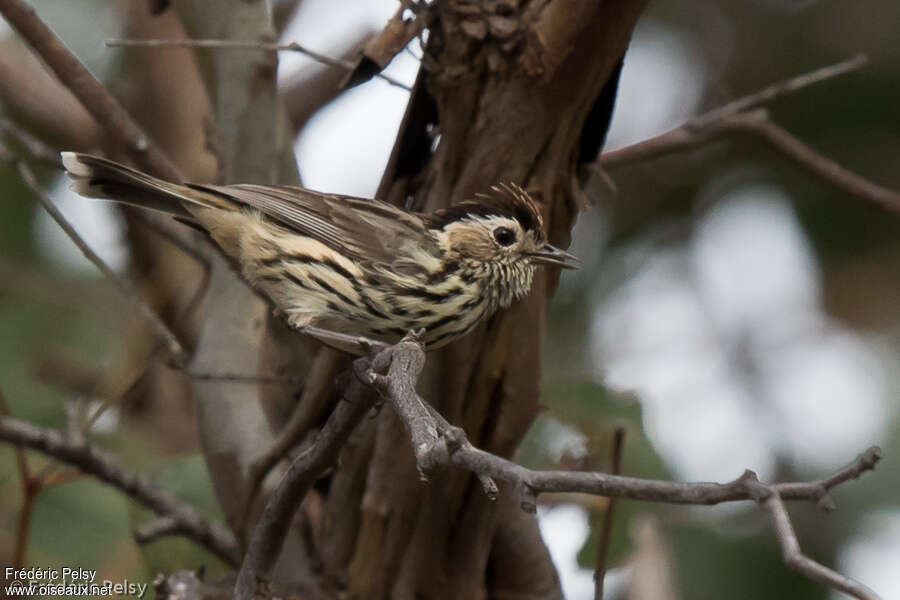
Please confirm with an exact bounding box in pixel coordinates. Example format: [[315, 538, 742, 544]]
[[493, 227, 516, 247]]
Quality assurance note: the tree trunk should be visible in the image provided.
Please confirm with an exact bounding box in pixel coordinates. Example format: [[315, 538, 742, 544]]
[[313, 2, 647, 597], [136, 1, 647, 597]]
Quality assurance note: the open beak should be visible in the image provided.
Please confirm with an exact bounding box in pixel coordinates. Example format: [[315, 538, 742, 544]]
[[527, 244, 581, 269]]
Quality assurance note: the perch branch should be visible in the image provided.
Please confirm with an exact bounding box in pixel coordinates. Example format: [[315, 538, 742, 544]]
[[0, 0, 182, 181], [357, 335, 882, 599], [105, 38, 412, 91], [366, 329, 448, 479], [599, 54, 900, 214], [0, 415, 240, 566]]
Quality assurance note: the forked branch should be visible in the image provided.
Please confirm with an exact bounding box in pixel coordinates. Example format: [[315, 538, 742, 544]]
[[599, 54, 900, 214], [233, 332, 883, 600], [0, 416, 240, 566]]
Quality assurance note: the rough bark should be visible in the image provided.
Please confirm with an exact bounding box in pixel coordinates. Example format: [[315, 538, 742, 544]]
[[317, 2, 649, 597]]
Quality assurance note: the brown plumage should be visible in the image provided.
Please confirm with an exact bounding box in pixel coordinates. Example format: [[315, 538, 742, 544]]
[[62, 152, 578, 354]]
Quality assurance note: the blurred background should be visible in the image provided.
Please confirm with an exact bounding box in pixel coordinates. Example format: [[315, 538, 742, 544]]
[[0, 1, 898, 598]]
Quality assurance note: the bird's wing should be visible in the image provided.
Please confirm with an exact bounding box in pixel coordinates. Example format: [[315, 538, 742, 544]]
[[193, 183, 437, 266]]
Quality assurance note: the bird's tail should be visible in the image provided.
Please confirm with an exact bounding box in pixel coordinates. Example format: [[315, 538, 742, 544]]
[[61, 152, 234, 218]]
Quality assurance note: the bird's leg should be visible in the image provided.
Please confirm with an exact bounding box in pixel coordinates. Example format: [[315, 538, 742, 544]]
[[296, 325, 390, 356]]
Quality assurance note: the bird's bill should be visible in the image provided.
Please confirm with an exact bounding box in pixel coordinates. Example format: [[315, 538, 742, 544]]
[[527, 244, 580, 269]]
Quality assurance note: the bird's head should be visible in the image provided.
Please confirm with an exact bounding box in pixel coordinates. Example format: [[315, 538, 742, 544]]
[[427, 184, 579, 307]]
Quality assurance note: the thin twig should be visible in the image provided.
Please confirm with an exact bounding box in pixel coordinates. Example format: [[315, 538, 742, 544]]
[[183, 370, 305, 384], [691, 53, 868, 127], [13, 160, 190, 366], [105, 38, 412, 91], [0, 390, 37, 570], [0, 0, 182, 181], [594, 425, 626, 600], [0, 415, 241, 566], [737, 117, 900, 214], [0, 118, 63, 168], [599, 55, 900, 214]]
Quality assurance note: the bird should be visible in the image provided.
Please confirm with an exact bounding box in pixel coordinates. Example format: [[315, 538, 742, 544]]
[[61, 152, 579, 354]]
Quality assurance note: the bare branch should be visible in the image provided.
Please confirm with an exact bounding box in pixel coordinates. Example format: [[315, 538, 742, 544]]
[[238, 349, 345, 535], [340, 4, 432, 90], [600, 110, 900, 214], [233, 339, 398, 600], [743, 475, 881, 600], [106, 37, 412, 91], [367, 331, 448, 479], [0, 415, 241, 566], [133, 515, 183, 546], [359, 4, 428, 70], [0, 118, 63, 167], [599, 55, 900, 214], [691, 53, 868, 127], [0, 0, 182, 181], [735, 117, 900, 214], [594, 425, 625, 600], [354, 334, 882, 599], [11, 159, 190, 366]]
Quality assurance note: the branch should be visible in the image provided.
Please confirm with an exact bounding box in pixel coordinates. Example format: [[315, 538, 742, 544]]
[[359, 337, 883, 599], [0, 416, 241, 566], [341, 3, 432, 90], [744, 475, 881, 600], [0, 0, 182, 181], [366, 329, 448, 479], [105, 38, 412, 91], [233, 337, 400, 600], [133, 515, 184, 545], [692, 53, 868, 127], [599, 55, 900, 214], [0, 118, 63, 167]]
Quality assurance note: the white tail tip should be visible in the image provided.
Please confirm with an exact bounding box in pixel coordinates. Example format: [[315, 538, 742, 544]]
[[60, 152, 91, 177]]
